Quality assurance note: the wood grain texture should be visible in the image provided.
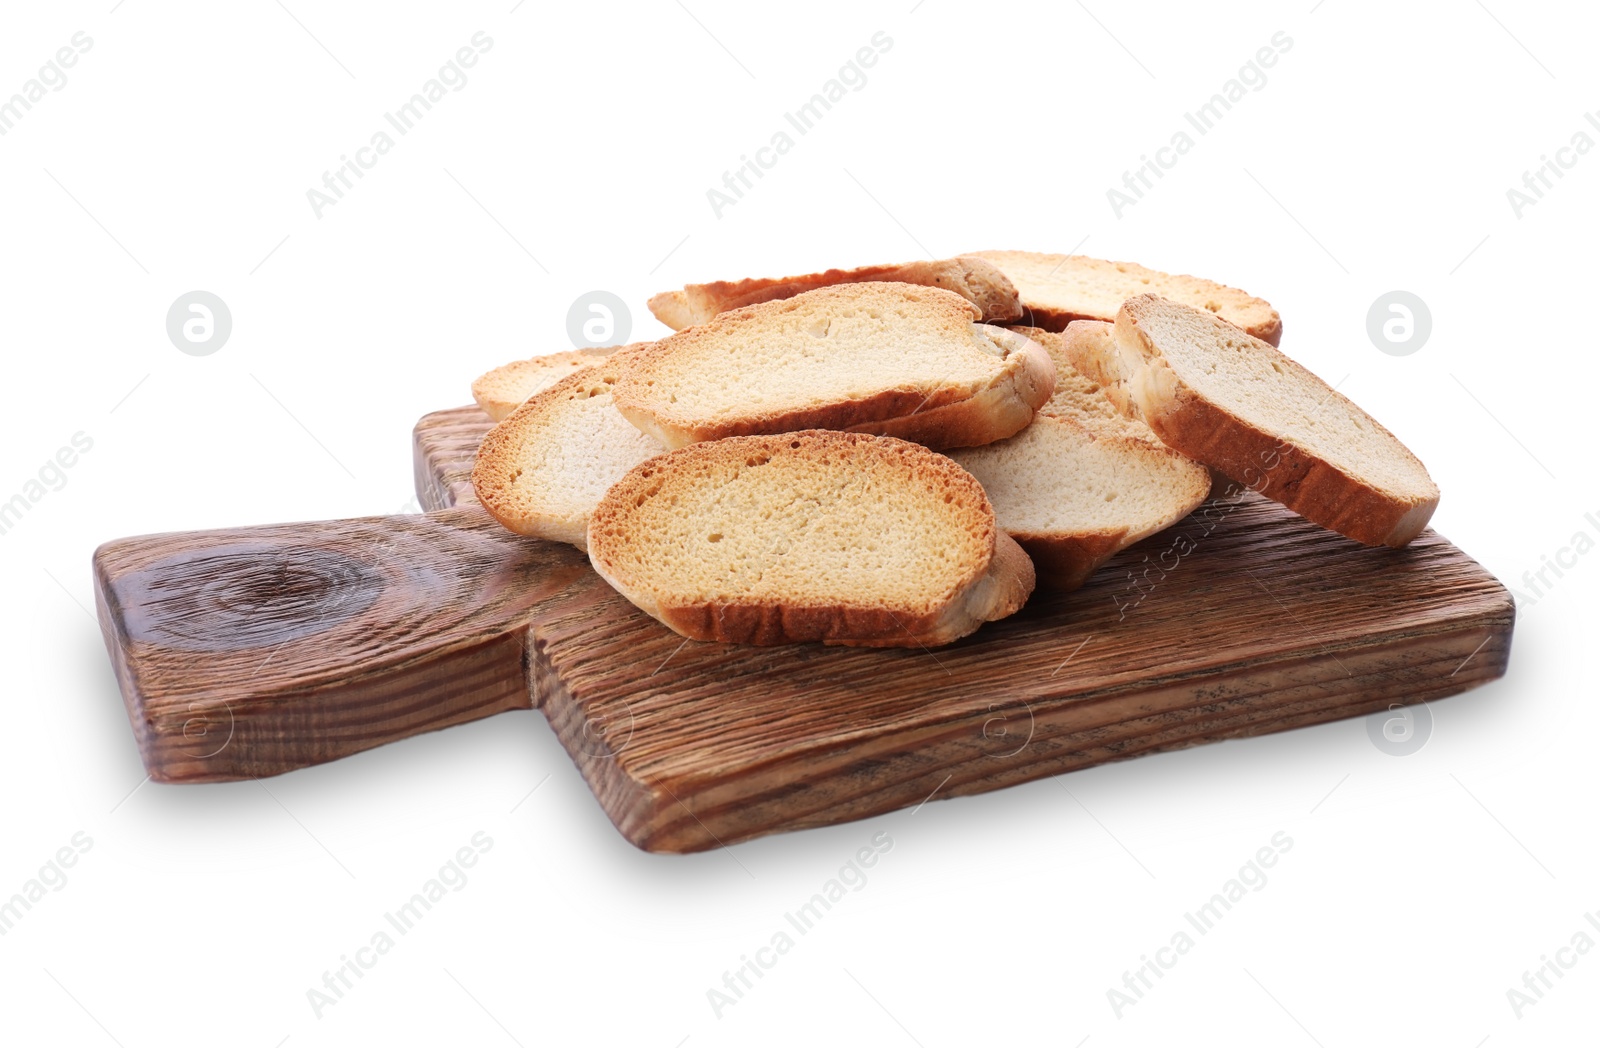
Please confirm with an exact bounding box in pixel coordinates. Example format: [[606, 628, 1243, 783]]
[[92, 405, 1514, 853], [93, 509, 588, 783], [412, 406, 488, 511], [521, 494, 1512, 851]]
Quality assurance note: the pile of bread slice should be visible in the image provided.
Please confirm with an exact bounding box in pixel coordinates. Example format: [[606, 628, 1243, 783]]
[[470, 251, 1438, 649]]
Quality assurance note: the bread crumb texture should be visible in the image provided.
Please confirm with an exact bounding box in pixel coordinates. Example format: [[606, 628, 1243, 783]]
[[591, 431, 990, 609], [586, 431, 1030, 645], [950, 417, 1207, 539], [472, 351, 662, 545], [1121, 296, 1433, 498], [472, 346, 634, 422], [614, 282, 1048, 446]]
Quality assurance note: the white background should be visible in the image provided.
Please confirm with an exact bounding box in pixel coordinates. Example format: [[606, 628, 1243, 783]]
[[1, 0, 1595, 1044]]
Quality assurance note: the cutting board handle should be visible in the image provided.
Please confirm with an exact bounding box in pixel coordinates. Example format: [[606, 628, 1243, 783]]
[[93, 506, 590, 783]]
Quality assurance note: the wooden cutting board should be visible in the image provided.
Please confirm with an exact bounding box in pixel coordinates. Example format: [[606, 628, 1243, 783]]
[[92, 405, 1515, 853]]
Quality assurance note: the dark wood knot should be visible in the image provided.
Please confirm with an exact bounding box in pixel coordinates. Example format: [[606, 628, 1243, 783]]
[[118, 544, 383, 651]]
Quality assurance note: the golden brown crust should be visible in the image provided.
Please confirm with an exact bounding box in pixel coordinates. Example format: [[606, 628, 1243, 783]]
[[1117, 296, 1437, 547], [471, 372, 589, 542], [1011, 530, 1128, 593], [942, 329, 1211, 590], [852, 327, 1055, 450], [470, 346, 634, 422], [973, 250, 1284, 346], [586, 431, 1034, 647], [1249, 313, 1284, 347], [1052, 322, 1236, 495], [472, 346, 657, 544], [617, 289, 1053, 452], [954, 420, 1210, 592], [648, 256, 1023, 329], [1026, 303, 1287, 346], [1143, 390, 1435, 546]]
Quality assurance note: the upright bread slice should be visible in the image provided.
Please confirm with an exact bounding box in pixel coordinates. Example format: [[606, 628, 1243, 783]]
[[587, 431, 1035, 647], [970, 250, 1283, 345], [1114, 295, 1439, 546], [472, 346, 642, 422], [949, 418, 1210, 591], [473, 352, 663, 547], [613, 283, 1055, 451], [649, 255, 1023, 330]]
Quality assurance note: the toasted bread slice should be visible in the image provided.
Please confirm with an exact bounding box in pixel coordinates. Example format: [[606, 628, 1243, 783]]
[[949, 327, 1210, 590], [1054, 319, 1235, 492], [1114, 295, 1438, 546], [648, 255, 1023, 330], [970, 250, 1282, 345], [587, 431, 1034, 647], [472, 352, 663, 547], [613, 283, 1055, 452], [949, 417, 1210, 591], [472, 346, 642, 422]]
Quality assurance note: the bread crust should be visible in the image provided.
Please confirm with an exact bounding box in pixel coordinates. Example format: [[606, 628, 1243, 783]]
[[647, 256, 1023, 329], [1026, 302, 1283, 347], [472, 348, 659, 547], [858, 326, 1055, 450], [1116, 295, 1438, 547], [617, 288, 1055, 452], [1011, 530, 1128, 593], [470, 346, 629, 422], [950, 418, 1211, 593], [585, 431, 1034, 648], [1051, 321, 1237, 492], [972, 250, 1284, 346], [1005, 428, 1211, 593], [937, 530, 1034, 643]]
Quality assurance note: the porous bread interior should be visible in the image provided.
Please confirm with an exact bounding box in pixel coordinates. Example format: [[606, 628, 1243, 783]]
[[973, 250, 1276, 334], [1122, 300, 1434, 498], [472, 348, 614, 421], [474, 361, 661, 539], [1054, 320, 1151, 426], [948, 417, 1206, 538], [625, 284, 1013, 422], [589, 433, 994, 615], [1019, 325, 1153, 438]]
